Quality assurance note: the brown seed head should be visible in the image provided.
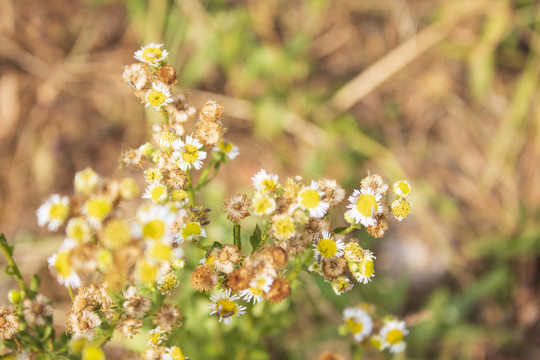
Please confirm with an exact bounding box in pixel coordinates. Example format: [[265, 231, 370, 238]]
[[225, 266, 253, 292], [155, 65, 177, 85], [196, 118, 225, 146], [321, 257, 347, 279], [190, 265, 217, 293], [264, 278, 291, 303], [199, 101, 224, 121], [366, 214, 389, 238]]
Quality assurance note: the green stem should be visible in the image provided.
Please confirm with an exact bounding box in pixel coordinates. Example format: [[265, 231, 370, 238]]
[[94, 310, 122, 347], [195, 161, 221, 191], [0, 233, 29, 294], [160, 109, 169, 125], [185, 171, 196, 205], [192, 239, 210, 252], [233, 222, 241, 251], [67, 286, 74, 301]]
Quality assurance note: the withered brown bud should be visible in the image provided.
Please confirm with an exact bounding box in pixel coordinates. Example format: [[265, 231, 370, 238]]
[[267, 244, 288, 268], [190, 265, 217, 293], [156, 65, 177, 85], [321, 257, 347, 279], [224, 194, 250, 222], [195, 119, 224, 146], [366, 214, 389, 238], [199, 101, 224, 121], [225, 266, 252, 292], [264, 278, 291, 303]]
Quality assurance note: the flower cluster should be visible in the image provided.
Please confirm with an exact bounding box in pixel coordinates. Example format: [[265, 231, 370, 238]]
[[341, 305, 409, 354]]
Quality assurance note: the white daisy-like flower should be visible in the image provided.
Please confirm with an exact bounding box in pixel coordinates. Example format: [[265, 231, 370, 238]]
[[142, 183, 168, 204], [240, 274, 274, 304], [47, 239, 82, 288], [172, 135, 207, 171], [146, 326, 167, 347], [343, 307, 373, 342], [162, 346, 187, 360], [213, 140, 239, 160], [146, 240, 183, 262], [252, 192, 276, 216], [313, 231, 345, 259], [271, 214, 296, 241], [393, 180, 411, 198], [331, 276, 354, 295], [345, 188, 383, 227], [379, 319, 409, 353], [354, 250, 376, 284], [74, 167, 100, 195], [157, 273, 179, 295], [65, 217, 92, 243], [82, 196, 113, 228], [179, 221, 206, 241], [134, 43, 168, 66], [251, 169, 279, 193], [209, 289, 247, 325], [145, 82, 173, 110], [37, 194, 70, 231], [134, 205, 177, 242], [298, 180, 329, 218]]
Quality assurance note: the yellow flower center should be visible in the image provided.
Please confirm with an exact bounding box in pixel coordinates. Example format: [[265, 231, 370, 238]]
[[346, 318, 364, 334], [361, 259, 374, 277], [181, 144, 199, 164], [158, 273, 178, 293], [355, 194, 378, 217], [216, 299, 238, 318], [150, 242, 172, 261], [300, 189, 320, 208], [97, 248, 113, 269], [171, 189, 188, 202], [142, 48, 162, 62], [249, 287, 264, 296], [145, 169, 163, 183], [143, 219, 166, 240], [396, 181, 411, 196], [391, 199, 411, 220], [67, 220, 88, 243], [253, 196, 273, 215], [386, 329, 404, 344], [55, 251, 72, 278], [273, 217, 295, 239], [182, 222, 202, 238], [147, 332, 163, 346], [50, 203, 69, 221], [82, 346, 105, 360], [103, 219, 130, 249], [169, 347, 185, 360], [150, 185, 167, 203], [317, 239, 337, 258], [219, 141, 233, 153], [137, 260, 158, 284], [261, 178, 277, 192], [85, 197, 112, 222], [344, 242, 363, 262], [147, 89, 167, 108]]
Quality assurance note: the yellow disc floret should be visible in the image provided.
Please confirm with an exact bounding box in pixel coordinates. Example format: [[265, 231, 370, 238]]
[[355, 194, 378, 217], [142, 219, 166, 240], [300, 189, 320, 208], [317, 239, 338, 258], [181, 144, 199, 164]]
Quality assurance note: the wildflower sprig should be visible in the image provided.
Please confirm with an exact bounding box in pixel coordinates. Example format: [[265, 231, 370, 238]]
[[0, 43, 414, 358]]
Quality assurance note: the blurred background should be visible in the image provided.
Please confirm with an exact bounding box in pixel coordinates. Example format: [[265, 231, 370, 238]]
[[1, 0, 539, 359]]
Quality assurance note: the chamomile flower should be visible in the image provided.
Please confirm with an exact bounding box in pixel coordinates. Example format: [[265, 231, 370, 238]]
[[252, 169, 280, 193], [83, 196, 113, 228], [37, 194, 70, 231], [346, 188, 383, 227], [213, 140, 240, 160], [393, 180, 411, 198], [163, 346, 187, 360], [343, 307, 373, 342], [240, 274, 274, 304], [379, 319, 408, 354], [146, 326, 167, 348], [209, 289, 246, 324], [145, 81, 173, 110], [157, 273, 179, 295], [102, 219, 131, 249], [134, 43, 168, 66], [331, 276, 354, 295], [252, 192, 276, 216], [391, 198, 411, 221], [144, 168, 163, 183], [66, 217, 92, 243], [298, 181, 329, 218], [143, 183, 169, 204], [313, 231, 345, 259], [135, 205, 176, 242], [271, 214, 296, 241], [353, 250, 376, 284], [47, 239, 82, 288], [172, 135, 207, 171], [180, 221, 206, 241], [147, 241, 183, 262], [74, 167, 100, 195]]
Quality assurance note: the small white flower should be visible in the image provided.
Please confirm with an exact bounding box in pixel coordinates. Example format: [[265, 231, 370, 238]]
[[379, 319, 408, 354], [252, 192, 276, 216], [143, 183, 168, 204], [134, 43, 168, 66], [47, 239, 81, 288], [134, 205, 176, 242], [145, 82, 173, 110], [172, 135, 207, 171], [313, 231, 345, 259], [213, 140, 239, 160], [393, 180, 411, 198], [252, 169, 279, 193], [37, 194, 70, 231], [343, 307, 373, 342], [209, 289, 247, 325], [298, 180, 329, 218], [346, 188, 383, 227], [240, 274, 274, 304]]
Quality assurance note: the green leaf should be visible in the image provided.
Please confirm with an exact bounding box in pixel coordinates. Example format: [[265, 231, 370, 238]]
[[30, 274, 41, 294], [5, 265, 15, 276], [332, 226, 348, 234], [250, 224, 262, 253]]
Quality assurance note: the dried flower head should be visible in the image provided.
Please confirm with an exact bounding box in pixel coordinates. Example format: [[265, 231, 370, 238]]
[[199, 101, 224, 121], [366, 214, 389, 238], [22, 294, 53, 326], [190, 265, 217, 293], [321, 256, 347, 279], [123, 63, 151, 91], [156, 65, 177, 85], [196, 118, 225, 146], [224, 194, 250, 222], [123, 286, 152, 318], [120, 148, 144, 168], [0, 306, 19, 340], [225, 266, 253, 292], [66, 310, 102, 337], [153, 304, 182, 332], [263, 277, 291, 303], [118, 317, 142, 339], [214, 245, 242, 274], [361, 174, 389, 197]]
